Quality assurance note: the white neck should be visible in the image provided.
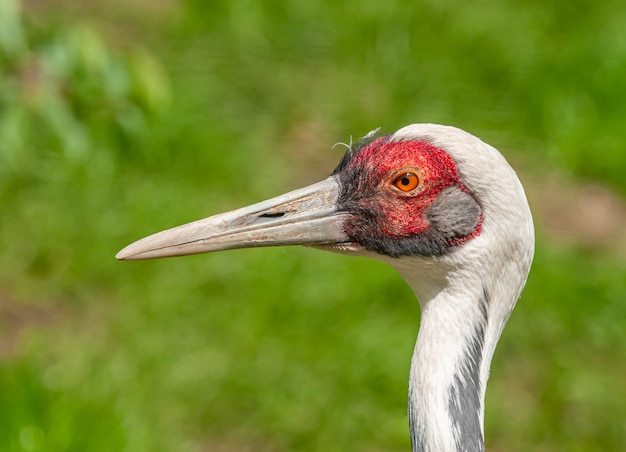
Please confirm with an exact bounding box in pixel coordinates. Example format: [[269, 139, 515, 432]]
[[389, 234, 530, 452], [406, 268, 488, 452]]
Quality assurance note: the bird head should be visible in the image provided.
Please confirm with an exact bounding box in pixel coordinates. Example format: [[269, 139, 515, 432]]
[[116, 124, 529, 275]]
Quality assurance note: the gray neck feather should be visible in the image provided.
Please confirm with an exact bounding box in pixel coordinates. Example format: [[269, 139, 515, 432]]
[[446, 288, 488, 452]]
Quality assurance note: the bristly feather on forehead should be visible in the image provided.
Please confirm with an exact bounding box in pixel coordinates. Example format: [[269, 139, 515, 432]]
[[332, 129, 390, 175]]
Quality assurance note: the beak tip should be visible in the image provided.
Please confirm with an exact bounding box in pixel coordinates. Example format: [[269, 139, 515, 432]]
[[116, 242, 148, 261], [116, 232, 170, 261], [115, 248, 133, 261]]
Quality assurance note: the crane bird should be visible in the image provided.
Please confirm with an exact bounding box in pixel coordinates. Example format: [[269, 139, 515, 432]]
[[117, 124, 534, 452]]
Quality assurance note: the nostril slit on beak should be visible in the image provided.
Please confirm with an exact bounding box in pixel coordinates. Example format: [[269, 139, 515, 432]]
[[259, 212, 285, 219]]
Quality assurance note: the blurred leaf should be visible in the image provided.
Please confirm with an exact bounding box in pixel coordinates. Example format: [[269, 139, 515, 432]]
[[0, 0, 26, 58], [128, 49, 171, 113]]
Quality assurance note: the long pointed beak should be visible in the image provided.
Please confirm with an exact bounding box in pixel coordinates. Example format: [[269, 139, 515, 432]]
[[116, 177, 352, 261]]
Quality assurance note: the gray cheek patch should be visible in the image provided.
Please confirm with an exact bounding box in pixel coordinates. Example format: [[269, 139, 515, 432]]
[[426, 185, 481, 241]]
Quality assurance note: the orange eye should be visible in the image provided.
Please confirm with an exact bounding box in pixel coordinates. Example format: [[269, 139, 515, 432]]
[[393, 171, 420, 192]]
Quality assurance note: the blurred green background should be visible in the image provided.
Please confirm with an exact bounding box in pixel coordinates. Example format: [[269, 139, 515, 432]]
[[1, 0, 625, 450]]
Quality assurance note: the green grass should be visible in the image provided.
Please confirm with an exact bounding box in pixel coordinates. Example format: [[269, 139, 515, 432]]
[[1, 1, 625, 451]]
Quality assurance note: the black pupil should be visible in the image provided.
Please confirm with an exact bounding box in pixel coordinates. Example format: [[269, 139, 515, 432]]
[[401, 176, 410, 186]]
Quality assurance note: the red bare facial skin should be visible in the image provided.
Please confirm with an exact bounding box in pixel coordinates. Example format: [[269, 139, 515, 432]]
[[342, 138, 467, 239]]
